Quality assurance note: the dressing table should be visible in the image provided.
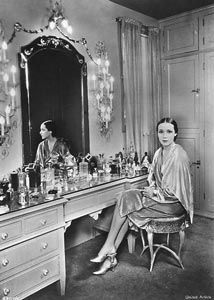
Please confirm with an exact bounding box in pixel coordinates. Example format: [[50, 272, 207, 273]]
[[0, 174, 147, 299]]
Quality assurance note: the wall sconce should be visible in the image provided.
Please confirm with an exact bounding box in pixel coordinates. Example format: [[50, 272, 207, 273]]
[[47, 0, 73, 34], [92, 41, 114, 137], [0, 21, 17, 158]]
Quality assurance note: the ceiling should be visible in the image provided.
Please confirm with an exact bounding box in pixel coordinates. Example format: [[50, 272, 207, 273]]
[[109, 0, 214, 20]]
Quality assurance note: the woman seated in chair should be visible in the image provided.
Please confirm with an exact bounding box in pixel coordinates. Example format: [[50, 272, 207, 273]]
[[34, 120, 73, 169], [91, 117, 193, 275]]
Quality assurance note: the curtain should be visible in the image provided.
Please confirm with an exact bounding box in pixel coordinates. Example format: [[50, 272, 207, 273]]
[[117, 18, 161, 159], [147, 28, 161, 154]]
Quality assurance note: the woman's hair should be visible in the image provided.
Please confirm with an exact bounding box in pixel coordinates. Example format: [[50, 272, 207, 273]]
[[156, 117, 178, 141], [42, 120, 57, 137]]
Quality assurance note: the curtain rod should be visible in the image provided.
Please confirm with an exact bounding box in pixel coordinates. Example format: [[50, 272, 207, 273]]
[[116, 17, 148, 35], [115, 17, 159, 35]]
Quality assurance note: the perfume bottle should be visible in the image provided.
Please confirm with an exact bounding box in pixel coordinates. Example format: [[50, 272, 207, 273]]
[[18, 170, 28, 206], [45, 163, 55, 192], [79, 158, 88, 177]]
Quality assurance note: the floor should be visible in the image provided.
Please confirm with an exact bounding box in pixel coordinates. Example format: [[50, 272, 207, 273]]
[[26, 215, 214, 300]]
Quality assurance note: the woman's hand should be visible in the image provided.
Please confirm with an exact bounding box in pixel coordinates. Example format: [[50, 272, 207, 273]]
[[142, 186, 156, 198]]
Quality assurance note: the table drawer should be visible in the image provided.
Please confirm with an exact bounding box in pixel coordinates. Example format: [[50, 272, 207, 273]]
[[99, 185, 124, 202], [0, 230, 59, 275], [0, 256, 60, 299], [0, 220, 22, 246], [23, 208, 59, 234]]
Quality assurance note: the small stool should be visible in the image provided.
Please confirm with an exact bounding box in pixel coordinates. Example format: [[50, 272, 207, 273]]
[[138, 214, 189, 271]]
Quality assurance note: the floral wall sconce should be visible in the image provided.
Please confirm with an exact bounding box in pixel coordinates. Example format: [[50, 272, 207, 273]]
[[91, 41, 114, 138], [0, 21, 17, 159]]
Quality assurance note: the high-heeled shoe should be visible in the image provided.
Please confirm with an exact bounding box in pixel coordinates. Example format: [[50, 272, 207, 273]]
[[90, 251, 117, 263], [93, 254, 118, 275], [90, 253, 108, 263]]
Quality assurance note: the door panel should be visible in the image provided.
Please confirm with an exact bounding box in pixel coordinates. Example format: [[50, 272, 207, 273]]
[[162, 55, 200, 129], [203, 52, 214, 213], [161, 54, 201, 211], [161, 17, 198, 57], [177, 133, 200, 211], [200, 10, 214, 50]]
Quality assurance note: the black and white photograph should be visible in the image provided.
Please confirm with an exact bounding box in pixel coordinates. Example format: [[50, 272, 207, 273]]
[[0, 0, 213, 299]]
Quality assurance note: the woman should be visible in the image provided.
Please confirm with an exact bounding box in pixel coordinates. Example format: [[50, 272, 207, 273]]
[[34, 120, 72, 169], [91, 117, 193, 275]]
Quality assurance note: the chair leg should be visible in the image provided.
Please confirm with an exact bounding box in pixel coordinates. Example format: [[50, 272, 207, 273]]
[[140, 229, 149, 256], [147, 231, 155, 272], [127, 232, 137, 254], [166, 233, 170, 246], [178, 229, 185, 259]]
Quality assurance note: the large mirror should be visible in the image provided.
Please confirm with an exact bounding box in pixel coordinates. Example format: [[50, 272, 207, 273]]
[[19, 35, 89, 164]]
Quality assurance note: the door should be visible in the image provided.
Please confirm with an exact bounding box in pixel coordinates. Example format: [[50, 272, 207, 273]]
[[201, 51, 214, 214], [161, 54, 201, 212]]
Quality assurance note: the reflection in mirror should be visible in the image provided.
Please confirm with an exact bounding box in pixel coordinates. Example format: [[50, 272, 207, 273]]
[[19, 36, 89, 164]]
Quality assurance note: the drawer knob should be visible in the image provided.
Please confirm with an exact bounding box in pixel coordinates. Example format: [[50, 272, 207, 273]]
[[42, 242, 48, 249], [1, 232, 8, 240], [2, 258, 9, 267], [3, 287, 10, 296], [43, 269, 49, 276], [40, 220, 47, 226]]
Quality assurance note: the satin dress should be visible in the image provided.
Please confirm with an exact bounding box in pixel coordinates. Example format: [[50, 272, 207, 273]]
[[34, 138, 71, 168], [117, 144, 194, 229]]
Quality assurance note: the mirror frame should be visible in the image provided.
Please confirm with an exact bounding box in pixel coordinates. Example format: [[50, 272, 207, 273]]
[[18, 35, 89, 164]]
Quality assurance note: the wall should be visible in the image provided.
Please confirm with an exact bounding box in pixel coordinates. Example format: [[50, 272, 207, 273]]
[[0, 0, 157, 178]]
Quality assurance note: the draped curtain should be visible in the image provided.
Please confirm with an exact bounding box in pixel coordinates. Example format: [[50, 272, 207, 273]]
[[117, 18, 161, 159]]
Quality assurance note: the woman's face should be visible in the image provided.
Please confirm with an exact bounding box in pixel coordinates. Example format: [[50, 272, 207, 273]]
[[158, 122, 177, 147], [40, 123, 51, 140]]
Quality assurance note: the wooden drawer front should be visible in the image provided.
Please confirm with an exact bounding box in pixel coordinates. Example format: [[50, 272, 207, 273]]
[[99, 185, 124, 203], [65, 184, 123, 220], [0, 231, 59, 275], [0, 256, 59, 299], [24, 208, 58, 234], [0, 220, 22, 246], [130, 180, 147, 190]]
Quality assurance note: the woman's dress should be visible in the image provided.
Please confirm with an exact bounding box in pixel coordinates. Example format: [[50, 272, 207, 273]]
[[117, 144, 194, 229], [34, 138, 71, 168]]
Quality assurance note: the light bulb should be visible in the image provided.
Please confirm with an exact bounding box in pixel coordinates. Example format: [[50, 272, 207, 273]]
[[5, 104, 11, 114], [11, 65, 16, 73], [3, 74, 9, 82], [67, 25, 73, 34], [105, 60, 110, 67], [2, 41, 7, 50], [10, 88, 16, 97], [92, 75, 96, 81], [49, 20, 56, 30], [0, 116, 5, 125], [61, 19, 69, 28]]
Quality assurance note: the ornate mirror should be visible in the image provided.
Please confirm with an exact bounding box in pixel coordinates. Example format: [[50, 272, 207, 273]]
[[19, 35, 89, 164]]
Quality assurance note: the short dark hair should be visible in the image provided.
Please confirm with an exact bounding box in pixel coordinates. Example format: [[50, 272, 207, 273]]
[[156, 117, 178, 141], [42, 120, 57, 137]]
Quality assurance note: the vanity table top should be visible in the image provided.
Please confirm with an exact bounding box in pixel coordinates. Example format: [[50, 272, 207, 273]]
[[0, 174, 147, 217]]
